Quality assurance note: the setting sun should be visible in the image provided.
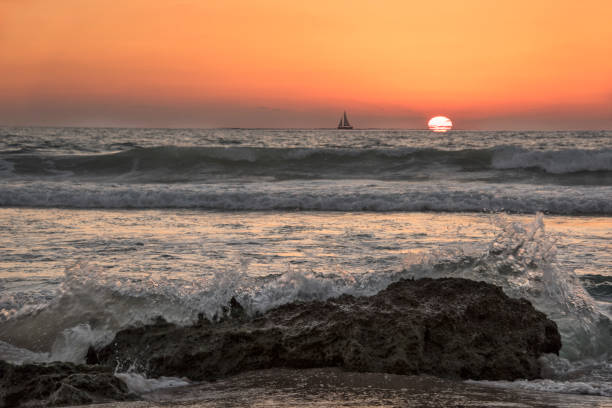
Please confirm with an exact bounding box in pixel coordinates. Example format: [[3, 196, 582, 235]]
[[428, 116, 453, 132], [1, 0, 611, 128]]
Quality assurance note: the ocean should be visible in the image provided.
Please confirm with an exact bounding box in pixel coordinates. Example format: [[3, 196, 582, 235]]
[[0, 127, 611, 406]]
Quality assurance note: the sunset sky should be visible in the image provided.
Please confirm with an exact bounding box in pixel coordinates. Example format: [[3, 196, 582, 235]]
[[1, 0, 611, 129]]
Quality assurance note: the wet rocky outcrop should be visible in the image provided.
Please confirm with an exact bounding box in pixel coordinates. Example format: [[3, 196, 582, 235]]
[[98, 278, 561, 382], [0, 360, 136, 407]]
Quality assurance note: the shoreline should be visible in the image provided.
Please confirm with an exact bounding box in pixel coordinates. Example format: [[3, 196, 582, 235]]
[[69, 368, 612, 408]]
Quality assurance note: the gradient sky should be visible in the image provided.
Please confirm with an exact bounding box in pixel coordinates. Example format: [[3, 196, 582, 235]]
[[1, 0, 611, 129]]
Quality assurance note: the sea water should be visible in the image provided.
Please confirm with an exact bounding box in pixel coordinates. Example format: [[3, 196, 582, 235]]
[[0, 127, 610, 405]]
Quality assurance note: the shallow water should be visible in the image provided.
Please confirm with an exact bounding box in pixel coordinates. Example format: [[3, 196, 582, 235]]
[[74, 368, 612, 408], [1, 210, 609, 284]]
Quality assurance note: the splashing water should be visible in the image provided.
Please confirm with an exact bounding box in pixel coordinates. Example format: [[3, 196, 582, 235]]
[[402, 213, 611, 361], [0, 213, 610, 397], [396, 214, 612, 396], [114, 372, 190, 394], [0, 259, 371, 361]]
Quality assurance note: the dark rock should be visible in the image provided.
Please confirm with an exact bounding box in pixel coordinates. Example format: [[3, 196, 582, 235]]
[[98, 278, 561, 382], [228, 296, 247, 321], [85, 346, 99, 365], [0, 360, 136, 407]]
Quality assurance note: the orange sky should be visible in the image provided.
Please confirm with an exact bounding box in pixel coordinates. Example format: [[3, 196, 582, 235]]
[[1, 0, 611, 129]]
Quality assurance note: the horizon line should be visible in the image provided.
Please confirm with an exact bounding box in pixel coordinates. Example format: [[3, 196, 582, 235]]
[[1, 124, 610, 132]]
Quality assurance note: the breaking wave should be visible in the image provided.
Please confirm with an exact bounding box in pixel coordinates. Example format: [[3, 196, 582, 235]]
[[491, 147, 612, 174], [1, 146, 611, 181], [401, 213, 612, 360]]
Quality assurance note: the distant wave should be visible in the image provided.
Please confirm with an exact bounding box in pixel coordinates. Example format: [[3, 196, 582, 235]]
[[1, 146, 611, 182], [1, 181, 610, 214], [492, 147, 612, 174]]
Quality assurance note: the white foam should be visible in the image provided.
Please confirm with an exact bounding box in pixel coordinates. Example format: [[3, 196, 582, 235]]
[[50, 324, 114, 363], [0, 180, 610, 214], [470, 354, 612, 396], [0, 257, 388, 365], [0, 261, 204, 358], [114, 372, 190, 394], [470, 378, 612, 397]]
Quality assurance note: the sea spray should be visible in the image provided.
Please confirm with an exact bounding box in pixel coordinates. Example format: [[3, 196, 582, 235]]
[[0, 261, 202, 354], [401, 213, 612, 361], [114, 372, 190, 394], [0, 214, 609, 372], [50, 324, 114, 364]]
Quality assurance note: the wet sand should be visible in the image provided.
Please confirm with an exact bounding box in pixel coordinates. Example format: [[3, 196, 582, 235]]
[[70, 368, 612, 408]]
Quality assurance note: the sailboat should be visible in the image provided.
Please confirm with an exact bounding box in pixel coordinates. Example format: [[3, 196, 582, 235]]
[[337, 111, 353, 129]]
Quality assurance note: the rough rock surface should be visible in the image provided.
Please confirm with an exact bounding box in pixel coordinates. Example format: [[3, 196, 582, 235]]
[[98, 278, 561, 382], [0, 361, 135, 407]]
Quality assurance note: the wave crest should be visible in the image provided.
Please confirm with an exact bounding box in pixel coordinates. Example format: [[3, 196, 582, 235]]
[[492, 147, 612, 174], [2, 146, 611, 182]]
